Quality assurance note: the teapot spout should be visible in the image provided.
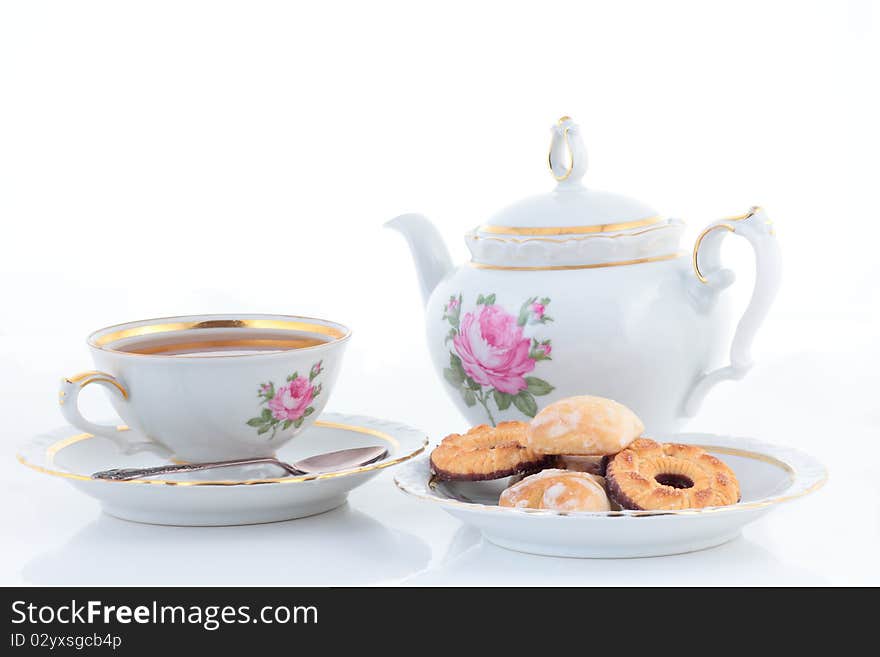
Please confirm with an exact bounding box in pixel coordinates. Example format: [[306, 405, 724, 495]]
[[385, 213, 454, 306]]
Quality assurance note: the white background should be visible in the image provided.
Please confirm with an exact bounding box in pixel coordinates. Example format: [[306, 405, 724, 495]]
[[0, 0, 877, 585]]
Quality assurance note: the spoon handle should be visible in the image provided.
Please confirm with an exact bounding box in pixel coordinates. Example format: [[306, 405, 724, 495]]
[[92, 457, 299, 481]]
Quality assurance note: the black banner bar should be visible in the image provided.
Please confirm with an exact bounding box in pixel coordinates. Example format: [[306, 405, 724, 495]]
[[1, 586, 865, 652]]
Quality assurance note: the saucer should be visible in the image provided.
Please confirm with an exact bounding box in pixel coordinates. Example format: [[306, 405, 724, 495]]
[[19, 412, 427, 526], [394, 433, 827, 558]]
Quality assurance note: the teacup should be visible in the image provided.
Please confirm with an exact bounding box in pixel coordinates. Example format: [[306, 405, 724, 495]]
[[59, 314, 351, 461]]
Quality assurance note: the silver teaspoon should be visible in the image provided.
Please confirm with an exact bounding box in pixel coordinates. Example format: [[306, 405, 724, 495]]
[[91, 445, 388, 481]]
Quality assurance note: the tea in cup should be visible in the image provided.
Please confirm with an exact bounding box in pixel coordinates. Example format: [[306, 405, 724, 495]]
[[58, 314, 350, 461]]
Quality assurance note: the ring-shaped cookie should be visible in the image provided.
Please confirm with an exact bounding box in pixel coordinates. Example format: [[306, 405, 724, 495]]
[[430, 421, 550, 481], [606, 438, 740, 510]]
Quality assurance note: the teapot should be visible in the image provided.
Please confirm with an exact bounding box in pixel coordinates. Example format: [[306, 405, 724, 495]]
[[388, 117, 780, 434]]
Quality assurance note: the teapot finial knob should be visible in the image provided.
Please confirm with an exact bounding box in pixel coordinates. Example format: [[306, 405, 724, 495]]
[[548, 116, 587, 185]]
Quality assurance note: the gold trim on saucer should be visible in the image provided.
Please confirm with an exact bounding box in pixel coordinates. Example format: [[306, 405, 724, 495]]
[[19, 420, 426, 487], [691, 444, 794, 475], [477, 216, 663, 237], [313, 420, 400, 449], [46, 432, 93, 462], [469, 252, 685, 271]]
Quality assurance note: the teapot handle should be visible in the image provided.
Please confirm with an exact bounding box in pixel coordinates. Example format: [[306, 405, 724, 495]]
[[682, 207, 782, 417]]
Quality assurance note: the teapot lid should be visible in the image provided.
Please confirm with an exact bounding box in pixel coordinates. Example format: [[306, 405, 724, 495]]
[[466, 117, 685, 269], [483, 116, 659, 233]]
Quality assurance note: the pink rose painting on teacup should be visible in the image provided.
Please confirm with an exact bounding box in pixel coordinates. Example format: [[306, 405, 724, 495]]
[[247, 360, 324, 438], [442, 293, 554, 424]]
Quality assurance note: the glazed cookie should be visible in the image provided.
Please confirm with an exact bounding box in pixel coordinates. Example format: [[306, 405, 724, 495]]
[[528, 395, 644, 456], [430, 421, 551, 481], [605, 438, 740, 510], [499, 469, 611, 512]]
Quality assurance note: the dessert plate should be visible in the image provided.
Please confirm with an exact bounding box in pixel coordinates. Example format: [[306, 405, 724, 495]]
[[19, 413, 427, 526], [394, 433, 827, 558]]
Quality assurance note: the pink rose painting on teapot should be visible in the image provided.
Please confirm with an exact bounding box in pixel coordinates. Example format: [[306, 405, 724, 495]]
[[441, 293, 554, 424]]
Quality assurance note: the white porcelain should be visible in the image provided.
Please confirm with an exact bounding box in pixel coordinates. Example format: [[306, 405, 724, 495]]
[[387, 117, 781, 433], [18, 413, 427, 526], [58, 314, 351, 462], [395, 434, 826, 558]]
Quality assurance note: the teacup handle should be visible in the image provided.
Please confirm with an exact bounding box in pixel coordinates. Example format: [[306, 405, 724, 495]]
[[59, 371, 166, 455], [683, 207, 782, 416]]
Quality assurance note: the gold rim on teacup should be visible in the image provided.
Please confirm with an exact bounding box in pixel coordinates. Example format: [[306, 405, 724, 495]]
[[87, 313, 352, 359]]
